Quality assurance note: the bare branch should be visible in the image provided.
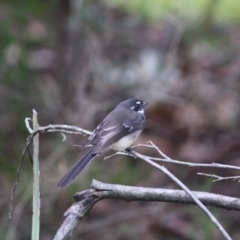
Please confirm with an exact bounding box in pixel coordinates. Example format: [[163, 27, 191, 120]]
[[53, 180, 239, 240], [25, 118, 33, 133], [53, 190, 99, 240], [131, 149, 231, 240], [91, 180, 240, 210], [28, 123, 92, 137], [133, 142, 240, 171], [198, 173, 240, 182]]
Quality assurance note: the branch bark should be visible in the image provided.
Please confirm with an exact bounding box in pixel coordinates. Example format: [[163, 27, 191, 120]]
[[53, 179, 240, 240]]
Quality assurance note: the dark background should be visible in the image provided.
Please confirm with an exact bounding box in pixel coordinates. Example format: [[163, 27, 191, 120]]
[[1, 0, 240, 239]]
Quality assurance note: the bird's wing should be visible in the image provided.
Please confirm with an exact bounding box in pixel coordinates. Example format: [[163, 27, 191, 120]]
[[92, 112, 144, 154], [81, 121, 103, 147]]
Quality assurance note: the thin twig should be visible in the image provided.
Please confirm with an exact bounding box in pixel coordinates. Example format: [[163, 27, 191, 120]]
[[25, 118, 33, 133], [198, 173, 240, 182], [9, 135, 33, 220], [132, 150, 232, 240], [29, 124, 92, 137], [133, 142, 240, 171]]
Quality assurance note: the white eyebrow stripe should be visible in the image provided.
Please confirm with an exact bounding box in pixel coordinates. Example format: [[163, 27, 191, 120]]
[[136, 101, 141, 104]]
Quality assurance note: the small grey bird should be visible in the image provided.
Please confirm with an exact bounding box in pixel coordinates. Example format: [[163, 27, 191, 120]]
[[57, 98, 147, 188]]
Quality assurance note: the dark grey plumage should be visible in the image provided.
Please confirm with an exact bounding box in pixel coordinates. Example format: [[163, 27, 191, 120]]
[[57, 98, 147, 188]]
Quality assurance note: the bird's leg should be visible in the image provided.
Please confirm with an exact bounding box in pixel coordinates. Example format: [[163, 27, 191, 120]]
[[125, 147, 136, 158]]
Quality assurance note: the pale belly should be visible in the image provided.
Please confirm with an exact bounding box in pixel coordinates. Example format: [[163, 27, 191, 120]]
[[111, 130, 142, 150]]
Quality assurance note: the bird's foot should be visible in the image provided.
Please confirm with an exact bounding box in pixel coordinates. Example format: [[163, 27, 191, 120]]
[[125, 147, 136, 158]]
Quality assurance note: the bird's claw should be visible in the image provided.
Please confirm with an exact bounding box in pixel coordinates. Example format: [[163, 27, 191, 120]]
[[125, 147, 136, 158]]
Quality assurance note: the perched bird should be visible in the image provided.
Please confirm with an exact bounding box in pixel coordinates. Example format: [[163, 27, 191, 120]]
[[57, 98, 147, 188]]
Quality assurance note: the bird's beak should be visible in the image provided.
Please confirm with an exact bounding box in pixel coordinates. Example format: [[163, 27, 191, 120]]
[[143, 102, 148, 107]]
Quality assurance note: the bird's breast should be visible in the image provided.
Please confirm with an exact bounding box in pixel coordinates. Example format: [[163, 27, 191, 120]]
[[111, 130, 142, 150]]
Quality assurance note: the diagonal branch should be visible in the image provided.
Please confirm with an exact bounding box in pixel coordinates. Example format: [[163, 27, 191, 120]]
[[131, 150, 231, 240]]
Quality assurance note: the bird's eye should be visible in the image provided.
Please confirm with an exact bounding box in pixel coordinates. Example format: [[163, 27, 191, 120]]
[[134, 103, 140, 110]]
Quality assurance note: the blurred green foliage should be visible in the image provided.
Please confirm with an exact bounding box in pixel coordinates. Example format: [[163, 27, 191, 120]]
[[197, 209, 219, 240], [104, 0, 240, 23]]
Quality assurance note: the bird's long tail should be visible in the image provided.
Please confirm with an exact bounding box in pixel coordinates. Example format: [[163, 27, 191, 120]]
[[57, 149, 96, 188]]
